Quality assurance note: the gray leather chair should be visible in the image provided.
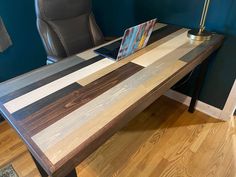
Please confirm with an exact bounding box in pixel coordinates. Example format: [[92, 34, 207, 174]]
[[35, 0, 104, 64]]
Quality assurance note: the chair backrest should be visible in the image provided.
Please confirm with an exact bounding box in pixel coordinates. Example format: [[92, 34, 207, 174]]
[[35, 0, 104, 60]]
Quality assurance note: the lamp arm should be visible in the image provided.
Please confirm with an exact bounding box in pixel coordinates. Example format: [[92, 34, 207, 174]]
[[199, 0, 211, 33], [187, 0, 212, 41]]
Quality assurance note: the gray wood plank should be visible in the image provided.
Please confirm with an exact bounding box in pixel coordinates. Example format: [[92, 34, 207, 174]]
[[0, 56, 85, 97]]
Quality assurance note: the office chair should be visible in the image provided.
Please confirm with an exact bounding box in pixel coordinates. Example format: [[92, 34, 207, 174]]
[[35, 0, 104, 64]]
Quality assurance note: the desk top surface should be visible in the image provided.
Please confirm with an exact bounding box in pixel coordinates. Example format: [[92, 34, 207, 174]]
[[0, 23, 224, 176]]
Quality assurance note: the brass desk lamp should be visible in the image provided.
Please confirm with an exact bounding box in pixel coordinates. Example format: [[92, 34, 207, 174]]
[[188, 0, 212, 41]]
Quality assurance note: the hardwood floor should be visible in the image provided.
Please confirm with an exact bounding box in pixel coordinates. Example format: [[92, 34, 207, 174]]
[[0, 96, 235, 177]]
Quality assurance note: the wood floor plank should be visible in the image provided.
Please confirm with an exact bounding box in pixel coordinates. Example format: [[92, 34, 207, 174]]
[[0, 122, 27, 167], [78, 98, 185, 177], [0, 97, 235, 177], [12, 152, 40, 177], [77, 97, 235, 177]]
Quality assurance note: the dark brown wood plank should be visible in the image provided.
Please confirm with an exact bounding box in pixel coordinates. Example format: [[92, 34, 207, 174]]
[[148, 25, 182, 44], [12, 83, 82, 120], [0, 55, 104, 103], [19, 63, 144, 136]]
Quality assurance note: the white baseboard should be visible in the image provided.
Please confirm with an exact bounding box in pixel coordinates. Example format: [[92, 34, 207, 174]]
[[164, 89, 225, 120], [220, 80, 236, 120]]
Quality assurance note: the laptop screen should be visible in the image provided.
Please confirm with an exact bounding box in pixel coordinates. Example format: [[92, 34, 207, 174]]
[[117, 19, 156, 60], [94, 19, 156, 61]]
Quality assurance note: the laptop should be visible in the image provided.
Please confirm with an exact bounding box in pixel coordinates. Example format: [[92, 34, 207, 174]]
[[94, 19, 157, 61]]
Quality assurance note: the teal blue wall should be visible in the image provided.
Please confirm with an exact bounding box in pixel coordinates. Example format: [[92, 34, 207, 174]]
[[93, 0, 236, 36], [92, 0, 236, 110], [0, 0, 46, 82]]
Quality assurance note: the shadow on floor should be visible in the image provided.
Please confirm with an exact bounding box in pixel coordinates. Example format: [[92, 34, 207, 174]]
[[122, 96, 223, 132]]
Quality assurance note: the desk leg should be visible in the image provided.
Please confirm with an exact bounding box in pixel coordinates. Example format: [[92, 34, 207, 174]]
[[188, 59, 209, 113], [0, 114, 4, 122], [66, 169, 77, 177], [30, 153, 48, 177], [30, 153, 77, 177]]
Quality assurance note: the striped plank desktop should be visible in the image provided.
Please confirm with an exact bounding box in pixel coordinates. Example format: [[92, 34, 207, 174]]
[[0, 23, 224, 177]]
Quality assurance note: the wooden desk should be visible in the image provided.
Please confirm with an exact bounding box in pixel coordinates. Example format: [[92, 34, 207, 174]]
[[0, 24, 224, 177]]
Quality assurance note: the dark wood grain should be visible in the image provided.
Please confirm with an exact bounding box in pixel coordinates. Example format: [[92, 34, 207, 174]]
[[0, 56, 104, 103], [148, 25, 181, 44], [19, 63, 143, 136], [12, 83, 81, 120]]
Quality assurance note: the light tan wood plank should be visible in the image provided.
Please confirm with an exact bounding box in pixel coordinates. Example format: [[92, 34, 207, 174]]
[[132, 31, 193, 67], [153, 23, 167, 31], [77, 60, 129, 86], [189, 122, 213, 152], [78, 29, 189, 86]]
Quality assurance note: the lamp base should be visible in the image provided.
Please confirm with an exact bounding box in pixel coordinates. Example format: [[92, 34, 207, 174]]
[[187, 29, 212, 41]]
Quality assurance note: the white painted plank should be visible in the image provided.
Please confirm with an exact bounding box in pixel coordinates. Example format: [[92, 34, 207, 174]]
[[132, 31, 190, 67], [4, 59, 115, 114]]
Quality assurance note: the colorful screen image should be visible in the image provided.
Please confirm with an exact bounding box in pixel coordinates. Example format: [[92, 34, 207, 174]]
[[117, 19, 156, 60]]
